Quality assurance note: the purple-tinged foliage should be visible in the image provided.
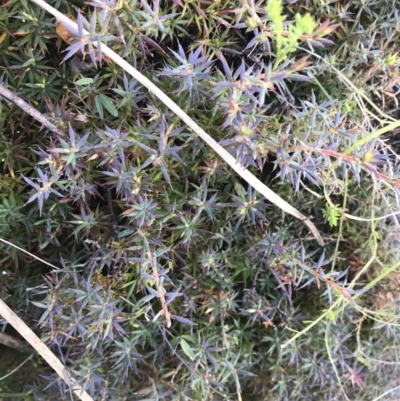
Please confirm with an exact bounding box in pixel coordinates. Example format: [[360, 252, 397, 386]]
[[2, 0, 400, 400], [22, 169, 65, 215]]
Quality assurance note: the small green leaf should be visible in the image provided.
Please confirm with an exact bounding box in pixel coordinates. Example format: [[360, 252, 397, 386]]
[[99, 94, 118, 117], [192, 391, 202, 401], [95, 95, 104, 119], [30, 301, 47, 308], [118, 229, 135, 238], [66, 152, 77, 167], [234, 182, 246, 198], [181, 335, 195, 342], [75, 77, 94, 85], [266, 0, 283, 22], [180, 338, 196, 361], [322, 202, 341, 227], [295, 13, 316, 35], [356, 354, 371, 367]]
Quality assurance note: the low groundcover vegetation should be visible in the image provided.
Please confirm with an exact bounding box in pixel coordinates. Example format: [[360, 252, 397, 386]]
[[1, 0, 400, 400]]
